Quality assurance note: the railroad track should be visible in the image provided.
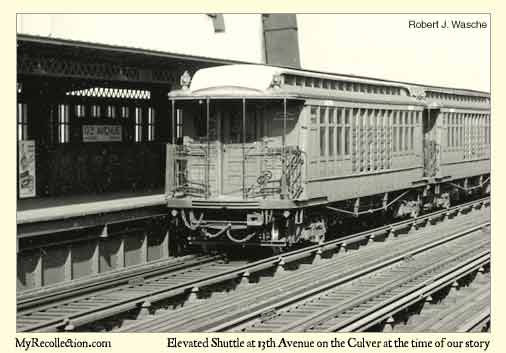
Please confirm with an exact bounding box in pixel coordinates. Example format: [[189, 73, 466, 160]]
[[118, 199, 489, 332], [18, 197, 489, 332], [266, 233, 489, 332], [17, 254, 221, 310], [392, 273, 490, 332]]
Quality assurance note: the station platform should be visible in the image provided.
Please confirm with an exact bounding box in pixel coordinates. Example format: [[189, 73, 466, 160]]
[[17, 189, 165, 224], [17, 189, 168, 241]]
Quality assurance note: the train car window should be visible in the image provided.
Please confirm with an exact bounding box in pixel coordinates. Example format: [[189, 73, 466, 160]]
[[295, 76, 303, 86], [314, 78, 322, 88], [329, 124, 335, 157], [487, 115, 491, 145], [358, 109, 365, 171], [148, 107, 156, 141], [449, 113, 454, 148], [399, 112, 404, 152], [310, 106, 318, 125], [323, 79, 330, 89], [410, 112, 415, 151], [328, 108, 335, 124], [336, 108, 343, 156], [330, 81, 337, 90], [284, 75, 295, 86], [447, 113, 451, 148], [135, 107, 143, 142], [320, 107, 326, 125], [455, 113, 459, 147], [460, 115, 464, 148], [393, 111, 398, 152], [328, 107, 335, 157], [457, 113, 461, 147], [320, 107, 326, 157], [446, 113, 450, 148], [404, 112, 409, 151], [58, 104, 70, 144], [344, 109, 350, 156], [17, 102, 28, 141]]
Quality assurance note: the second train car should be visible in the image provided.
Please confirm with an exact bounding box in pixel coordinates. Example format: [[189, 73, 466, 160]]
[[164, 64, 490, 247]]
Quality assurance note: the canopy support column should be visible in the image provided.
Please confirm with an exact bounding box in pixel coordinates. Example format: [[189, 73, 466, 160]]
[[171, 99, 175, 144], [281, 98, 288, 199], [242, 98, 247, 199], [206, 98, 210, 198]]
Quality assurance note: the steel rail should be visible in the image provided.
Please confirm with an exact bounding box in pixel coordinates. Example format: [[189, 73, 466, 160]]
[[121, 212, 489, 332], [457, 307, 490, 332], [18, 197, 489, 332], [17, 254, 220, 310], [208, 222, 490, 332], [332, 252, 490, 332]]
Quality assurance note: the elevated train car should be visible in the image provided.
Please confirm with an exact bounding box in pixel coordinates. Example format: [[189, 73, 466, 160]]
[[165, 65, 490, 247]]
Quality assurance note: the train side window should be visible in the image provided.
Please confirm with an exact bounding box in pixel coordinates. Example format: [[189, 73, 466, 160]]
[[344, 109, 350, 156], [135, 107, 143, 142], [336, 108, 343, 156], [449, 113, 453, 148], [310, 106, 318, 125], [410, 112, 415, 151], [398, 112, 404, 152], [57, 104, 70, 144], [485, 114, 490, 145], [456, 113, 460, 147], [328, 108, 335, 157], [284, 75, 295, 86], [320, 107, 326, 157], [148, 107, 156, 141], [404, 112, 409, 151], [446, 113, 450, 147], [17, 103, 28, 141], [460, 114, 465, 148], [454, 113, 458, 148], [393, 111, 398, 152]]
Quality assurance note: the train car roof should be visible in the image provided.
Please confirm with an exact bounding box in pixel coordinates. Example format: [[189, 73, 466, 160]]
[[171, 64, 489, 99]]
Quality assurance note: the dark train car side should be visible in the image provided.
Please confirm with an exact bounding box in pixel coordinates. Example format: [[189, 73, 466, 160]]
[[164, 65, 490, 248]]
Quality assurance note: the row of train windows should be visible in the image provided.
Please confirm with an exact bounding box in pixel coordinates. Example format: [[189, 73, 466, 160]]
[[16, 103, 156, 143], [284, 74, 406, 96], [311, 106, 351, 158], [311, 106, 420, 158], [445, 113, 490, 148], [426, 91, 490, 104]]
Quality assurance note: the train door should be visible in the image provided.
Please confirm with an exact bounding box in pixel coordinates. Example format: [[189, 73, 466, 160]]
[[220, 107, 261, 197], [423, 109, 441, 177]]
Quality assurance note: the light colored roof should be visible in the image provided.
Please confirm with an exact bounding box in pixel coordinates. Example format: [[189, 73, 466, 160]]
[[190, 65, 284, 93]]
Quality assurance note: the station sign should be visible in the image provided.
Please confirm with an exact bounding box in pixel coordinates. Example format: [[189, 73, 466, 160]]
[[83, 125, 122, 142], [18, 140, 36, 198]]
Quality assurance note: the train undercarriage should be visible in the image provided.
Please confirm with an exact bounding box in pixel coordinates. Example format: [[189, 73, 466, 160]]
[[168, 174, 490, 251]]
